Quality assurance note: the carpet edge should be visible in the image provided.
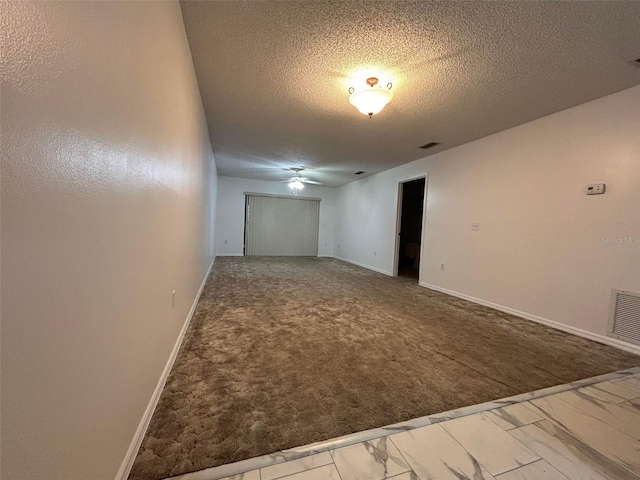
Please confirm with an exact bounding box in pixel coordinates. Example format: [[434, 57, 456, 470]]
[[334, 256, 393, 276], [116, 256, 217, 480], [420, 281, 640, 356], [163, 366, 640, 480]]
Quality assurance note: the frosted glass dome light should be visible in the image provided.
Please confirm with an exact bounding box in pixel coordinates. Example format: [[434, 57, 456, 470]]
[[348, 77, 393, 118]]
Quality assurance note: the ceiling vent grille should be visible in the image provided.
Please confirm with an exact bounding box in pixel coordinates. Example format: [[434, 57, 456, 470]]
[[608, 289, 640, 346], [419, 142, 440, 149]]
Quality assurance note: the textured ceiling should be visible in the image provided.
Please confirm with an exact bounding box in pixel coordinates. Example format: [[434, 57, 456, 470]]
[[180, 1, 640, 187]]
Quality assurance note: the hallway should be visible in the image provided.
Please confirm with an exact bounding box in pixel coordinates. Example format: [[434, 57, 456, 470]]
[[3, 2, 639, 479]]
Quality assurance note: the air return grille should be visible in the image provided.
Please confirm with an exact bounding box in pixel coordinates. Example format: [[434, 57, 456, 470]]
[[608, 289, 640, 346]]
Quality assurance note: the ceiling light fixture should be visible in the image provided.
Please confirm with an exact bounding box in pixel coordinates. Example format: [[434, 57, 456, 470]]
[[288, 179, 304, 192], [348, 77, 393, 118]]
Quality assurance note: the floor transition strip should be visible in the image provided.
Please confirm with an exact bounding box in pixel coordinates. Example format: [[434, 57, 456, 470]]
[[165, 366, 640, 480]]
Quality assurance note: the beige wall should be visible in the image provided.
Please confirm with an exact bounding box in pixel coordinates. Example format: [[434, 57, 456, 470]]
[[335, 86, 640, 348], [1, 2, 217, 479]]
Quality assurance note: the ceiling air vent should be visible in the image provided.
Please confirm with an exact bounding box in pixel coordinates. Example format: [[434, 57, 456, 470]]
[[354, 171, 365, 175], [608, 289, 640, 346], [419, 142, 440, 149]]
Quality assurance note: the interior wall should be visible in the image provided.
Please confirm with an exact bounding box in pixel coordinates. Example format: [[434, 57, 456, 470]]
[[1, 2, 217, 479], [335, 86, 640, 339], [215, 176, 336, 257]]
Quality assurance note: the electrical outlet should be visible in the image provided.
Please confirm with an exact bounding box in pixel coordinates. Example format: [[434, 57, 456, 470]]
[[472, 223, 480, 231], [171, 290, 176, 309], [440, 263, 445, 271]]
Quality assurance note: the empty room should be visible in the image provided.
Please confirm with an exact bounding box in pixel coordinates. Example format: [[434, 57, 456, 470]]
[[2, 1, 640, 480]]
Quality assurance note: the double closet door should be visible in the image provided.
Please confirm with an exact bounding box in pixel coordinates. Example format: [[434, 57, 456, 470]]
[[244, 194, 320, 256]]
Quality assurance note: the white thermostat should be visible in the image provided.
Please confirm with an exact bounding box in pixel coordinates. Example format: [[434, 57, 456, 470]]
[[586, 183, 606, 195]]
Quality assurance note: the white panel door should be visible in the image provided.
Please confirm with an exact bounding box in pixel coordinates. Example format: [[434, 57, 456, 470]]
[[245, 195, 320, 256]]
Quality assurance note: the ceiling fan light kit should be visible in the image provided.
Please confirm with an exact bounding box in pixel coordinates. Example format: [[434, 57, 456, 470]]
[[288, 179, 304, 191], [281, 168, 322, 195], [348, 77, 393, 118]]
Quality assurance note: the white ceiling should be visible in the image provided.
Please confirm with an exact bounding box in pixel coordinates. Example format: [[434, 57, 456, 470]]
[[180, 1, 640, 187]]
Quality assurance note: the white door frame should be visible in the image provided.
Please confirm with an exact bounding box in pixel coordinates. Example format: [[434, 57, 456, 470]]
[[393, 174, 428, 279]]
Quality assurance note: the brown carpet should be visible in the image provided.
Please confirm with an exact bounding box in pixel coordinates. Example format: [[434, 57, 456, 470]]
[[129, 257, 640, 480]]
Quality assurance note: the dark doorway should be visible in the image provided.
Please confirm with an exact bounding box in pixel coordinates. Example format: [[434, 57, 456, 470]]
[[397, 177, 425, 280]]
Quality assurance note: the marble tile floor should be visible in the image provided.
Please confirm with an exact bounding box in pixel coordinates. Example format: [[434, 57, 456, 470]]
[[168, 367, 640, 480]]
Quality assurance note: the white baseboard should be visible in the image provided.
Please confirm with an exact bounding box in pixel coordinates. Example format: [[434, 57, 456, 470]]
[[420, 282, 640, 356], [116, 256, 216, 480], [215, 252, 243, 257], [334, 256, 393, 276]]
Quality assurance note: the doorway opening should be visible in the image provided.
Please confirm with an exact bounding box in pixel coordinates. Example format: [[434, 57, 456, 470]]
[[396, 177, 426, 280]]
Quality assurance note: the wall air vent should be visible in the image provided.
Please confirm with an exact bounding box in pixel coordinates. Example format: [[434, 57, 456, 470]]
[[354, 171, 365, 175], [419, 142, 440, 149], [608, 289, 640, 346]]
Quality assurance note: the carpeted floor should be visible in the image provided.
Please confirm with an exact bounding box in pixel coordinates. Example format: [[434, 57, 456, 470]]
[[129, 257, 640, 480]]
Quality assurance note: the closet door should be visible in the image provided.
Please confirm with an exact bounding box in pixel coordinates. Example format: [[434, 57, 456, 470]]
[[245, 194, 320, 256]]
